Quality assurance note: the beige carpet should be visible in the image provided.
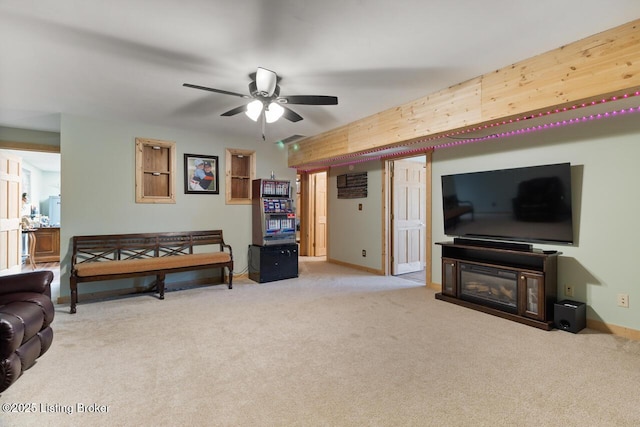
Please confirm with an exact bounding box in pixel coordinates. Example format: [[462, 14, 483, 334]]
[[2, 258, 640, 427]]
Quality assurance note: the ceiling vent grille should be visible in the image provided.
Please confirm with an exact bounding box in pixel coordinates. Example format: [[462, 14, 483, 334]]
[[277, 134, 306, 144]]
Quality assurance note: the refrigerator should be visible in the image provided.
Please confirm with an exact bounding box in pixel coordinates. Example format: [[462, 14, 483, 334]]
[[48, 196, 61, 226]]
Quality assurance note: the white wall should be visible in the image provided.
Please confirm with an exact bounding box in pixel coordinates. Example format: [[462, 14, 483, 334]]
[[431, 111, 640, 331], [328, 162, 383, 272], [59, 114, 295, 300], [20, 160, 42, 214], [0, 126, 60, 146]]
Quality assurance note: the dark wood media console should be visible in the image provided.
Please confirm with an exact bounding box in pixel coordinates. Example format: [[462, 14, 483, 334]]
[[435, 241, 560, 330]]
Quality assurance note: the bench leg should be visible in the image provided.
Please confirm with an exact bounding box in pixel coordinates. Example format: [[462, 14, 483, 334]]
[[157, 273, 165, 300], [70, 277, 78, 314]]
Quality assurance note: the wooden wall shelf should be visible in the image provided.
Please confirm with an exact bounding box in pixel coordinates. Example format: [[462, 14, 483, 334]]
[[225, 148, 255, 205], [135, 138, 176, 204]]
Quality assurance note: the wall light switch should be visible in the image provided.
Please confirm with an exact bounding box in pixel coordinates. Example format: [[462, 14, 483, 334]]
[[358, 203, 362, 211]]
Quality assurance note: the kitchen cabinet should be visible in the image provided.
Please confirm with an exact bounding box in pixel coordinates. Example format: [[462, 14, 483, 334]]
[[33, 227, 60, 262]]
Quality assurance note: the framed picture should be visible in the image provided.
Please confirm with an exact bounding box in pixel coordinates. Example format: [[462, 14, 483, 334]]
[[184, 154, 219, 194]]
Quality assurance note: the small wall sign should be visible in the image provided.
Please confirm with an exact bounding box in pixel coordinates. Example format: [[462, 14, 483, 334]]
[[337, 172, 367, 199]]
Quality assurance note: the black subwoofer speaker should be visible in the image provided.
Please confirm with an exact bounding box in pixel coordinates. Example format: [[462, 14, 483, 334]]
[[554, 300, 586, 333]]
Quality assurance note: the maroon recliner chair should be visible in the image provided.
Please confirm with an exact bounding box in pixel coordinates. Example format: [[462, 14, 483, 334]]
[[0, 270, 55, 393]]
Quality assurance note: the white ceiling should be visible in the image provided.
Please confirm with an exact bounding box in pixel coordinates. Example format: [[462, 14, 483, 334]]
[[1, 1, 640, 146]]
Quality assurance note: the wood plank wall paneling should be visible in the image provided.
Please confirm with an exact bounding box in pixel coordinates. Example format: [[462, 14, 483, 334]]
[[289, 19, 640, 169], [398, 78, 482, 139], [288, 125, 350, 167]]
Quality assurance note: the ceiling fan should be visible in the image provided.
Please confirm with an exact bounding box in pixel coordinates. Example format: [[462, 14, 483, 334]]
[[183, 67, 338, 139]]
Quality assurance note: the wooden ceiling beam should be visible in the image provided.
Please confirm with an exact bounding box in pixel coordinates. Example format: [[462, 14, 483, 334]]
[[288, 19, 640, 168]]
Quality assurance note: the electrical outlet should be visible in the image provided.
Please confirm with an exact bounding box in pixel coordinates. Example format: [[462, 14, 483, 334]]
[[617, 293, 629, 308], [565, 284, 574, 297], [362, 250, 366, 257]]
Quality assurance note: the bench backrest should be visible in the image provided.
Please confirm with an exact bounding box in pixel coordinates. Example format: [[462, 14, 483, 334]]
[[72, 230, 229, 266]]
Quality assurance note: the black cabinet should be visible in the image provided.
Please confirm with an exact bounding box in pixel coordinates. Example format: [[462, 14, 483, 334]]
[[249, 244, 298, 283]]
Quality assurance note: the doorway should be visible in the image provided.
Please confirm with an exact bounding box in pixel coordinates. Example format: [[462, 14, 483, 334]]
[[388, 155, 430, 281], [298, 170, 328, 257], [0, 147, 61, 274]]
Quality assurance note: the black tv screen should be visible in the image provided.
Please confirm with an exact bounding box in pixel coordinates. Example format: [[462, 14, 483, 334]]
[[441, 163, 574, 245]]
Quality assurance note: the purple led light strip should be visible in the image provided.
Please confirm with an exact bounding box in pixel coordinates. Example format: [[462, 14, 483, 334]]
[[431, 105, 640, 150]]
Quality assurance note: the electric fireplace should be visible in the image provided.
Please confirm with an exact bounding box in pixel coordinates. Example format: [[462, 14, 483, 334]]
[[459, 263, 518, 313]]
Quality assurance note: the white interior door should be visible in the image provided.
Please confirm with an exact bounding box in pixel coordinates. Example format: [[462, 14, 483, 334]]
[[0, 151, 22, 272], [392, 159, 426, 275]]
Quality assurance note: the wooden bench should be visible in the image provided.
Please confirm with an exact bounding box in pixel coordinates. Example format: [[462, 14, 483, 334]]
[[70, 230, 233, 313]]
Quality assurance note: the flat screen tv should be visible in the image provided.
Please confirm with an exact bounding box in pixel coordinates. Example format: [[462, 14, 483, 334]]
[[441, 162, 574, 245]]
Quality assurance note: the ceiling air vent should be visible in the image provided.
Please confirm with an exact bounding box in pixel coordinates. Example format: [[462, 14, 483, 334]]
[[277, 134, 306, 145]]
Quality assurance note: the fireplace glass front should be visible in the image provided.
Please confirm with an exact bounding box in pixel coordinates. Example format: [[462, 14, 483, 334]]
[[459, 263, 518, 312]]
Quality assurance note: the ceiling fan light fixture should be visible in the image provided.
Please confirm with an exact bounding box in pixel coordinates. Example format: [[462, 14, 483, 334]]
[[256, 67, 277, 97], [245, 100, 263, 121], [265, 102, 285, 123]]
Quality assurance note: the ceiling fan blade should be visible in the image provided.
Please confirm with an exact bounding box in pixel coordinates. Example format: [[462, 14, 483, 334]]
[[183, 83, 249, 99], [281, 106, 304, 122], [278, 95, 338, 105], [221, 105, 247, 117]]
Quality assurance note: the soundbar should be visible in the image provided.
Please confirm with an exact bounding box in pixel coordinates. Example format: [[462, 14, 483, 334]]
[[453, 237, 533, 252]]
